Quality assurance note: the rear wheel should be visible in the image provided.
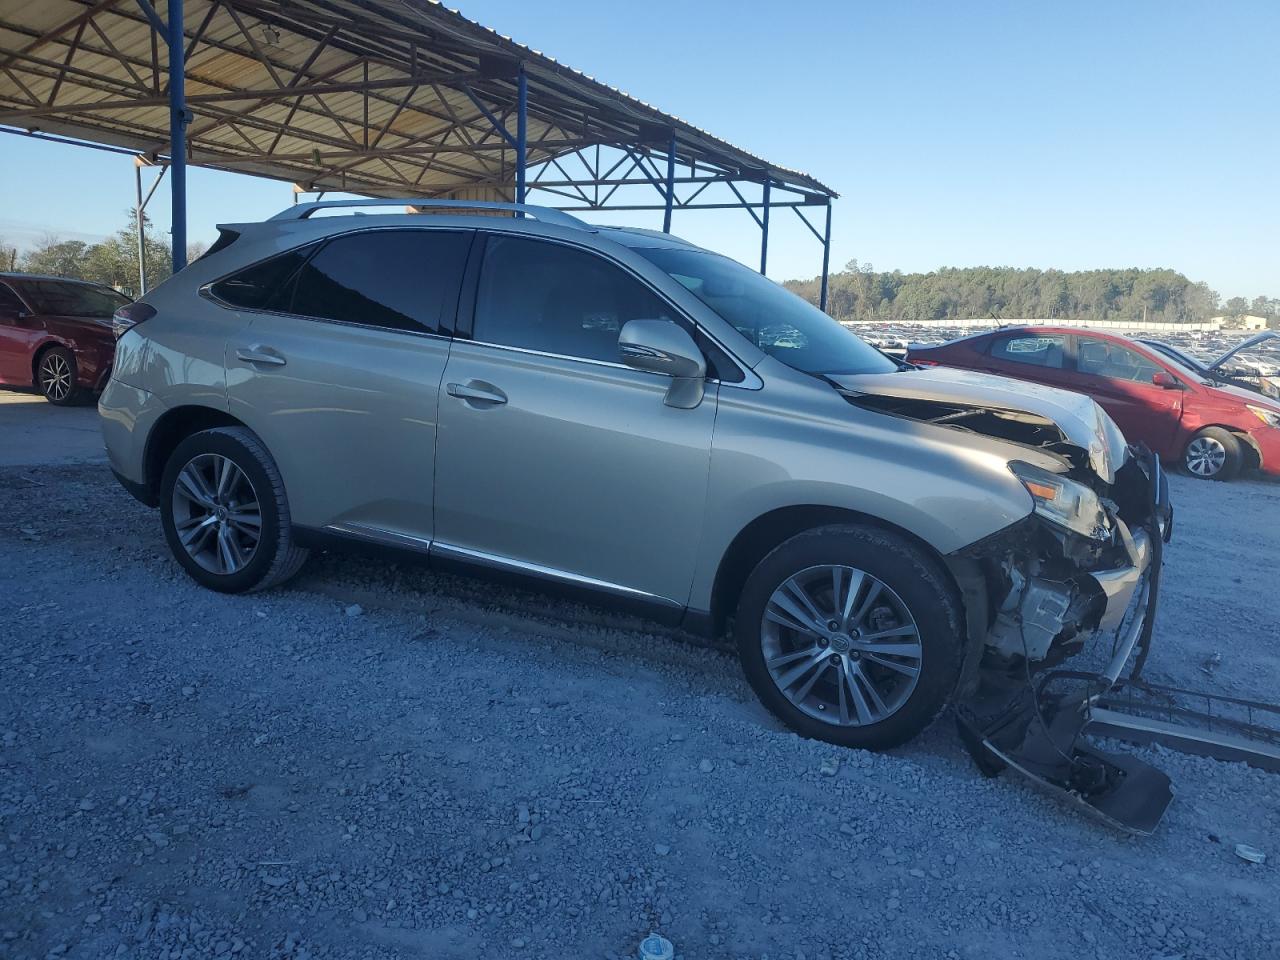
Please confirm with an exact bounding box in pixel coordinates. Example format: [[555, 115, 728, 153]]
[[734, 524, 965, 750], [160, 426, 309, 592], [36, 346, 81, 405], [1184, 427, 1242, 481]]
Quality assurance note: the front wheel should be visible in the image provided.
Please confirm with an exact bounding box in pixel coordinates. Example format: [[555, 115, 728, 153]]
[[734, 524, 965, 750], [1183, 427, 1242, 481], [159, 426, 309, 593]]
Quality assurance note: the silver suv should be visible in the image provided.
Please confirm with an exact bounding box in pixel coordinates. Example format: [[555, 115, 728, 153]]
[[100, 200, 1172, 824]]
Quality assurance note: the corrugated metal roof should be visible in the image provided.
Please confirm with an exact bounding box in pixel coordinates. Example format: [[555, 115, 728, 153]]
[[0, 0, 836, 202]]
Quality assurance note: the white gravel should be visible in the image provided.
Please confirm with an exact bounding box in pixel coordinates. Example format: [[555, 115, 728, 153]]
[[1, 464, 1277, 959]]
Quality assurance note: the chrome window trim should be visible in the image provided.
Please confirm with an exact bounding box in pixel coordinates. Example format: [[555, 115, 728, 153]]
[[452, 335, 763, 390], [431, 542, 683, 610]]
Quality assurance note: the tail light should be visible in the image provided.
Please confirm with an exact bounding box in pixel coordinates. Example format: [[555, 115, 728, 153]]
[[111, 302, 156, 339], [912, 358, 941, 367]]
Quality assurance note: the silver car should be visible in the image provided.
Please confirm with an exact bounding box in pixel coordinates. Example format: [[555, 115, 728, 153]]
[[100, 200, 1173, 829]]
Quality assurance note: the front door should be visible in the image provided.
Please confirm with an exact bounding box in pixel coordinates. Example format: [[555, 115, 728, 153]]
[[1072, 336, 1184, 454], [225, 228, 472, 543], [0, 282, 37, 384], [433, 234, 717, 607]]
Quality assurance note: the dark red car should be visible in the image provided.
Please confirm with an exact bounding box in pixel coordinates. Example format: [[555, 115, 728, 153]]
[[0, 273, 128, 405], [907, 325, 1280, 481]]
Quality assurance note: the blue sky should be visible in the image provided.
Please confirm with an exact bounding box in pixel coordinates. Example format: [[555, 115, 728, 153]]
[[1, 0, 1276, 300]]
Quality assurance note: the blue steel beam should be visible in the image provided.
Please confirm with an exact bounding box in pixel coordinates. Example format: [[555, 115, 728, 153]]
[[515, 64, 527, 204], [166, 0, 188, 272], [820, 201, 832, 313], [759, 177, 771, 275], [662, 133, 676, 233]]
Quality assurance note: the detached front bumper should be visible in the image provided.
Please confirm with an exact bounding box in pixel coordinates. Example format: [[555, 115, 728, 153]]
[[956, 448, 1174, 834]]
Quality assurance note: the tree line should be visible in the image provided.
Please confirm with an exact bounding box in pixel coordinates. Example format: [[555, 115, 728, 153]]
[[786, 261, 1278, 326], [0, 211, 205, 299]]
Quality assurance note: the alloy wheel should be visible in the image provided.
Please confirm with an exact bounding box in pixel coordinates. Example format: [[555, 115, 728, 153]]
[[1186, 436, 1227, 477], [170, 454, 262, 575], [39, 352, 73, 402], [760, 564, 922, 727]]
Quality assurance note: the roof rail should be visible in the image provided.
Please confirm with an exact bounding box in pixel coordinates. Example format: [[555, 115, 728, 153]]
[[269, 198, 591, 229]]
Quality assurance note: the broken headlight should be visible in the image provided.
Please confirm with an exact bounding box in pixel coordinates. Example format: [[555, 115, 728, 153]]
[[1009, 461, 1110, 541]]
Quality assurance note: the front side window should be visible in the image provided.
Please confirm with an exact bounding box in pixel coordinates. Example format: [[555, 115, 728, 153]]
[[1076, 337, 1164, 384], [634, 246, 896, 376], [287, 230, 470, 334], [990, 334, 1066, 369], [473, 235, 674, 363], [11, 280, 127, 317]]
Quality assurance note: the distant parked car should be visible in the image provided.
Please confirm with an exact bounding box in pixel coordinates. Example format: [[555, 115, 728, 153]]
[[0, 273, 130, 405], [1138, 332, 1280, 401], [908, 326, 1280, 481]]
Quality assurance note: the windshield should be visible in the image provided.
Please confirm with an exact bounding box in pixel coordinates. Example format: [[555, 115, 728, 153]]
[[634, 246, 897, 376], [13, 279, 129, 317]]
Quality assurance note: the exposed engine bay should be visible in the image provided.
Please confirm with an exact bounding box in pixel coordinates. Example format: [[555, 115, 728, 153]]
[[839, 378, 1176, 833]]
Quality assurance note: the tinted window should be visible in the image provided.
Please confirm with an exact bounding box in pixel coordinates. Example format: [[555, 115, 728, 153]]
[[289, 230, 469, 334], [990, 334, 1066, 368], [11, 279, 127, 317], [635, 246, 896, 376], [1077, 337, 1163, 384], [0, 283, 25, 314], [473, 236, 676, 363], [210, 247, 312, 310]]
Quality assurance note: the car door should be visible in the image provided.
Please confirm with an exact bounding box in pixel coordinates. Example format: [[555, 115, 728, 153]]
[[224, 227, 472, 544], [432, 233, 718, 610], [0, 282, 37, 384], [1071, 336, 1184, 452]]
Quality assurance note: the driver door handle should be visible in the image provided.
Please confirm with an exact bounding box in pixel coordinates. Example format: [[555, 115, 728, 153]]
[[236, 345, 287, 367], [446, 381, 507, 405]]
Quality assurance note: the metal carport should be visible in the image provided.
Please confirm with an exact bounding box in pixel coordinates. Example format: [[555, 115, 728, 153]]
[[0, 0, 837, 307]]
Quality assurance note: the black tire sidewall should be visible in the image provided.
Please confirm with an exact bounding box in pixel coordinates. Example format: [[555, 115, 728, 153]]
[[38, 346, 79, 406], [159, 429, 283, 593], [735, 524, 964, 750]]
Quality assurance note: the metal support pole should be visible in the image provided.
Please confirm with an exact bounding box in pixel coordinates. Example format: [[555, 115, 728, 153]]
[[662, 133, 676, 233], [820, 201, 832, 314], [135, 159, 147, 295], [167, 0, 187, 273], [515, 64, 527, 205], [759, 178, 771, 275]]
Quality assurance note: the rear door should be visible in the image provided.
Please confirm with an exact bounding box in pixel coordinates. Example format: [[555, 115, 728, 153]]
[[982, 331, 1077, 390], [224, 227, 472, 543], [432, 233, 717, 608], [1071, 336, 1183, 452]]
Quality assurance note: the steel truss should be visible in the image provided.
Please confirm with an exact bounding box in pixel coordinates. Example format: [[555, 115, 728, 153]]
[[0, 0, 835, 306]]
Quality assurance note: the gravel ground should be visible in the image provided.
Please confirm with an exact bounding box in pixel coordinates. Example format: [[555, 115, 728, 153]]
[[1, 463, 1278, 960]]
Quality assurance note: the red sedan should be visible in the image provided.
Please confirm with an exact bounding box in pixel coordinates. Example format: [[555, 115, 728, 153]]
[[907, 325, 1280, 481], [0, 273, 127, 405]]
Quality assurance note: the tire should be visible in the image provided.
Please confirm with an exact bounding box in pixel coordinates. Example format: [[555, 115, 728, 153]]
[[1183, 427, 1242, 481], [734, 523, 965, 750], [36, 346, 82, 406], [159, 426, 309, 593]]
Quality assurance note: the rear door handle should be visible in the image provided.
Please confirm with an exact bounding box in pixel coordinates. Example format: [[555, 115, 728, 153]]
[[446, 381, 507, 405], [236, 345, 287, 367]]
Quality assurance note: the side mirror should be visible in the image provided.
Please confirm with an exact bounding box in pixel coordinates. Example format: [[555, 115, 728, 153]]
[[618, 319, 707, 409], [1151, 372, 1183, 390]]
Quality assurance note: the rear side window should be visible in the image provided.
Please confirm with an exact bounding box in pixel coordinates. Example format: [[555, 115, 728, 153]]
[[990, 334, 1066, 369], [209, 246, 312, 310], [287, 230, 470, 335], [472, 235, 674, 363], [0, 283, 25, 314]]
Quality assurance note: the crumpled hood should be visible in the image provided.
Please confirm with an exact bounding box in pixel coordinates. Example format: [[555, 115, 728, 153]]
[[830, 366, 1129, 483]]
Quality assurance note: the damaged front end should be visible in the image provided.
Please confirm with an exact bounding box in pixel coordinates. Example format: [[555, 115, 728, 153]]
[[950, 446, 1174, 834], [833, 367, 1176, 832]]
